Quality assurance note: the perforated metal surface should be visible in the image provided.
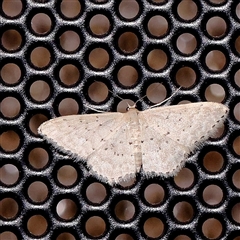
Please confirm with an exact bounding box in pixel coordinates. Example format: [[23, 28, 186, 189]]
[[0, 0, 240, 239]]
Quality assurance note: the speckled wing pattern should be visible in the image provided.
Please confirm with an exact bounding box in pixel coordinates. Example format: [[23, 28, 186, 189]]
[[38, 112, 138, 183], [138, 102, 229, 176], [38, 102, 228, 184]]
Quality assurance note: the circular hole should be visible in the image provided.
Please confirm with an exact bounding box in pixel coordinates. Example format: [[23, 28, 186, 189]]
[[119, 178, 137, 188], [173, 201, 194, 222], [146, 83, 167, 104], [2, 0, 23, 18], [147, 49, 168, 71], [205, 50, 226, 72], [235, 36, 240, 54], [29, 114, 48, 135], [147, 15, 168, 38], [27, 215, 48, 236], [56, 232, 76, 240], [117, 99, 135, 113], [0, 231, 17, 240], [30, 80, 51, 102], [56, 199, 78, 220], [234, 102, 240, 122], [202, 218, 223, 239], [58, 98, 79, 116], [88, 81, 109, 103], [0, 130, 21, 152], [86, 182, 107, 204], [233, 136, 240, 156], [28, 181, 48, 203], [174, 235, 191, 240], [151, 0, 167, 3], [114, 200, 135, 221], [176, 33, 197, 55], [1, 97, 21, 118], [176, 66, 196, 88], [0, 164, 19, 185], [204, 84, 226, 102], [232, 169, 240, 189], [88, 48, 110, 69], [28, 147, 49, 169], [118, 0, 139, 20], [85, 216, 106, 238], [211, 124, 225, 140], [117, 65, 138, 87], [0, 63, 21, 85], [60, 0, 81, 19], [89, 14, 110, 36], [206, 16, 227, 38], [143, 217, 164, 238], [31, 13, 52, 35], [57, 165, 78, 187], [236, 3, 240, 20], [115, 233, 134, 240], [209, 0, 226, 5], [118, 32, 139, 54], [203, 151, 224, 173], [232, 203, 240, 223], [59, 30, 81, 52], [30, 47, 51, 69], [144, 183, 165, 205], [59, 64, 80, 86], [203, 185, 224, 206], [177, 100, 192, 105], [0, 198, 19, 219], [174, 168, 194, 189], [1, 29, 22, 51], [177, 0, 198, 21]]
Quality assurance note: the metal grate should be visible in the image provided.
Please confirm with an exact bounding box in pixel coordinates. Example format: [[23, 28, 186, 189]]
[[0, 0, 240, 239]]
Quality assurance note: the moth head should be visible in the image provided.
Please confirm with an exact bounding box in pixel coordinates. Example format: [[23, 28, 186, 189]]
[[126, 102, 137, 111]]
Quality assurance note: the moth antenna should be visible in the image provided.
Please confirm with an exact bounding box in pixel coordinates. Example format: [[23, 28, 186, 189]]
[[85, 105, 106, 113], [135, 94, 147, 105], [149, 87, 182, 109], [93, 80, 124, 101]]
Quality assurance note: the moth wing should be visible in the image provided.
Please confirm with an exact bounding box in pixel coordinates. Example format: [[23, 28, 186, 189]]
[[38, 112, 124, 159], [38, 112, 136, 184], [87, 124, 137, 184], [139, 102, 228, 175]]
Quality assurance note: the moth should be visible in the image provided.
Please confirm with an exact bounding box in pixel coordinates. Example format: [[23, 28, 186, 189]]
[[38, 102, 229, 185]]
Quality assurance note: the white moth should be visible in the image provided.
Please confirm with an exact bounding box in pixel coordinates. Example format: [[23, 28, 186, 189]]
[[38, 102, 229, 185]]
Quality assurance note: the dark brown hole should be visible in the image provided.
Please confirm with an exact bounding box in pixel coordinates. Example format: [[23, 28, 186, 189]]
[[27, 215, 48, 236], [114, 200, 135, 221], [56, 199, 78, 220], [28, 181, 48, 203], [57, 165, 78, 187], [59, 31, 81, 52], [31, 13, 52, 35], [144, 183, 165, 205], [86, 182, 107, 204]]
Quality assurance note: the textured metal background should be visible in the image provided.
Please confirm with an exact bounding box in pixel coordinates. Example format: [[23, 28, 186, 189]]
[[0, 0, 240, 239]]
